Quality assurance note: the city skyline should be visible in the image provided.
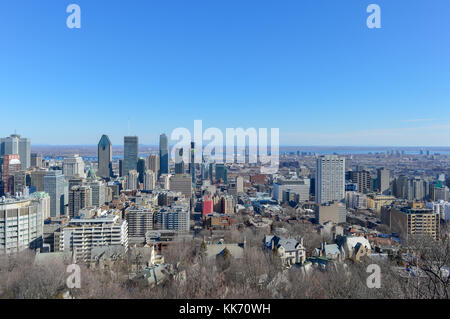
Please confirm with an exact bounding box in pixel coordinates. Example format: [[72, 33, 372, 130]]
[[1, 0, 450, 146]]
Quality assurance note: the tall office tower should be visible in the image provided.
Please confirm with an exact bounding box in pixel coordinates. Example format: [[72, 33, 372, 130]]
[[349, 169, 371, 194], [377, 168, 390, 195], [13, 170, 28, 195], [190, 141, 196, 185], [123, 136, 138, 177], [119, 159, 124, 177], [174, 148, 185, 174], [201, 155, 209, 180], [97, 135, 112, 178], [127, 170, 139, 190], [215, 164, 228, 184], [63, 154, 85, 179], [159, 133, 169, 175], [169, 174, 192, 198], [30, 169, 47, 192], [44, 170, 65, 217], [315, 155, 345, 204], [209, 162, 214, 183], [0, 134, 30, 169], [31, 191, 51, 221], [89, 180, 106, 207], [1, 154, 21, 195], [143, 170, 156, 191], [146, 154, 160, 177], [137, 158, 146, 184], [69, 185, 91, 218], [0, 197, 43, 254], [30, 153, 42, 168]]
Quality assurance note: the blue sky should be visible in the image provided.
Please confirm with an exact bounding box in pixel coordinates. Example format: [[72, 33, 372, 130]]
[[1, 0, 449, 146]]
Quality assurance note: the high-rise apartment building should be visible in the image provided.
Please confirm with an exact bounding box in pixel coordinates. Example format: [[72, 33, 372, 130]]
[[126, 208, 155, 239], [69, 185, 91, 218], [123, 136, 138, 177], [169, 174, 192, 199], [44, 170, 65, 217], [315, 155, 345, 204], [377, 168, 390, 195], [144, 170, 156, 191], [157, 204, 190, 232], [97, 135, 112, 178], [0, 134, 30, 169], [89, 180, 106, 207], [159, 134, 169, 175], [146, 154, 160, 177], [384, 206, 440, 240], [127, 170, 139, 190], [0, 197, 43, 254], [349, 170, 371, 194], [56, 214, 128, 262]]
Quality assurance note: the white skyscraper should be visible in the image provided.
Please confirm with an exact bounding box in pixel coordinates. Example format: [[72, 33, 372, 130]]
[[315, 155, 345, 204], [63, 154, 85, 179]]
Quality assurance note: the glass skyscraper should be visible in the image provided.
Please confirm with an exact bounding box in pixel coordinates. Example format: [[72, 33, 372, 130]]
[[44, 170, 65, 218], [159, 133, 169, 175], [123, 136, 138, 177], [97, 134, 112, 178]]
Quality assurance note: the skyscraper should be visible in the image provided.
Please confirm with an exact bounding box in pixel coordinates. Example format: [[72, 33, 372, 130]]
[[98, 134, 112, 178], [30, 153, 42, 168], [143, 170, 156, 191], [215, 164, 228, 184], [0, 134, 31, 169], [175, 148, 185, 174], [377, 168, 390, 195], [124, 136, 138, 177], [146, 154, 160, 177], [63, 154, 85, 179], [1, 154, 21, 195], [44, 170, 65, 217], [190, 141, 196, 185], [159, 134, 169, 175], [137, 158, 146, 184], [127, 170, 139, 190], [69, 185, 91, 218], [315, 155, 345, 204]]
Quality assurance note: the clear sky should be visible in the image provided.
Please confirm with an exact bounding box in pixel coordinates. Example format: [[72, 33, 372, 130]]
[[1, 0, 449, 146]]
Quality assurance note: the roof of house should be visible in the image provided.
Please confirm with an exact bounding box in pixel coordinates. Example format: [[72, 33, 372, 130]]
[[206, 243, 244, 259]]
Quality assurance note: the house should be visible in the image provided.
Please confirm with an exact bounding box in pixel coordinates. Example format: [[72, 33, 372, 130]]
[[263, 235, 306, 267], [336, 235, 372, 262], [204, 239, 245, 259], [314, 242, 343, 262]]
